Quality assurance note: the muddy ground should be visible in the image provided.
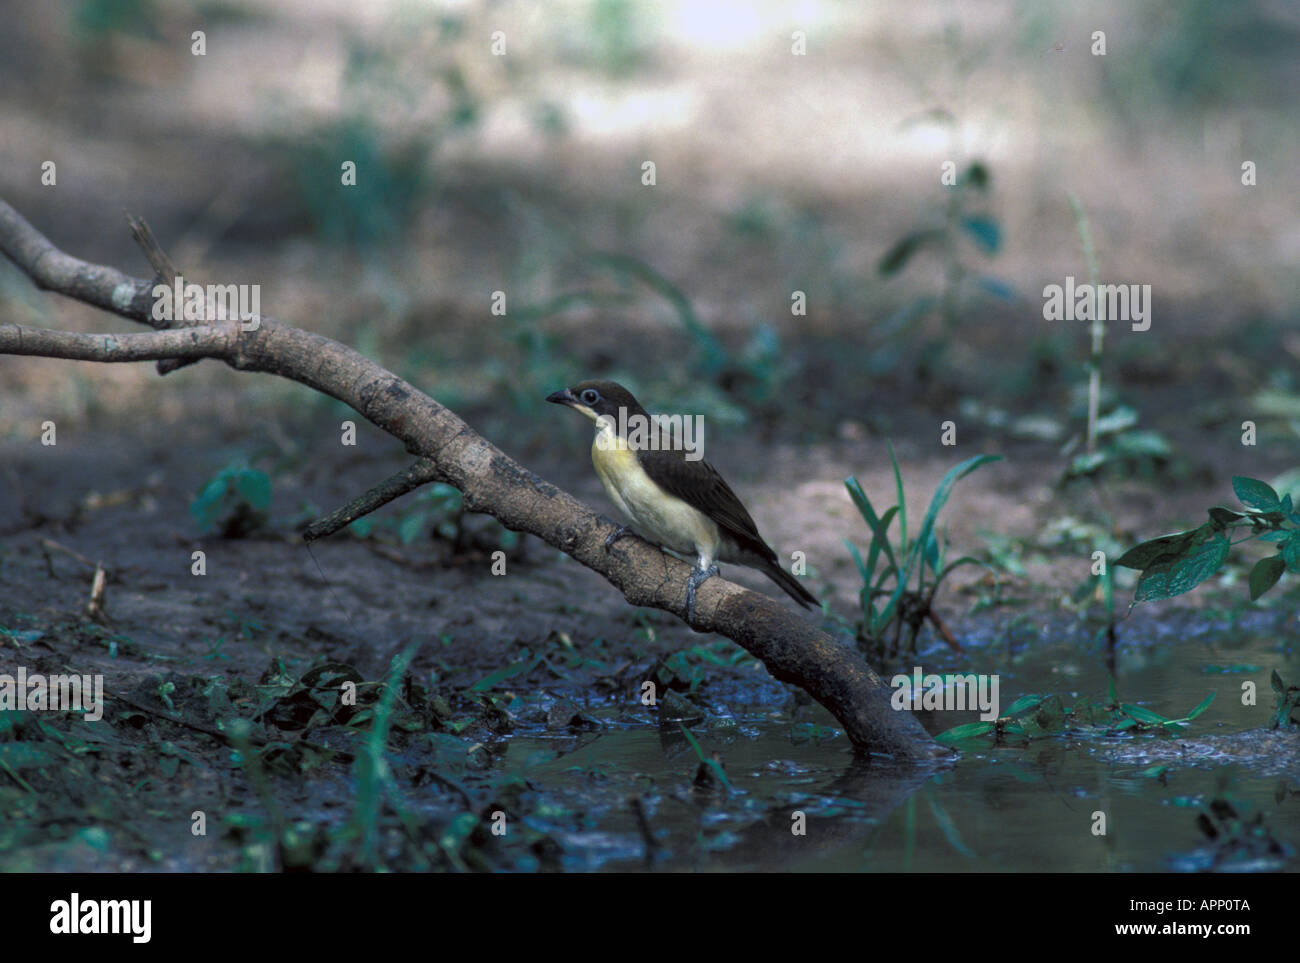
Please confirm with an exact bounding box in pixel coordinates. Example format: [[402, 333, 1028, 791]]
[[1, 0, 1297, 872], [0, 356, 1296, 871]]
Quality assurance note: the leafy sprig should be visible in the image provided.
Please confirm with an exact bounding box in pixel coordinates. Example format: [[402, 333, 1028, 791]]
[[1116, 476, 1299, 603]]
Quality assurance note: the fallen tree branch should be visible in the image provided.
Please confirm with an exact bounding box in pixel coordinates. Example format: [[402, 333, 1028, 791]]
[[0, 198, 950, 761]]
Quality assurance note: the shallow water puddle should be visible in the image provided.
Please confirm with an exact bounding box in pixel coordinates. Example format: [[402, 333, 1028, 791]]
[[479, 614, 1300, 871]]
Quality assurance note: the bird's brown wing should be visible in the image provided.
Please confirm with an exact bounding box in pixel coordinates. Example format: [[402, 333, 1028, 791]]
[[637, 448, 776, 561]]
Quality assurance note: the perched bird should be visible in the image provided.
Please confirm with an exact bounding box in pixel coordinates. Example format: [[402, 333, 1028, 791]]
[[546, 379, 817, 621]]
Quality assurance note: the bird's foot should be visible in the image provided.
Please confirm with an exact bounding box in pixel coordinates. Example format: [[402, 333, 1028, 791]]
[[604, 524, 634, 552], [685, 564, 720, 625]]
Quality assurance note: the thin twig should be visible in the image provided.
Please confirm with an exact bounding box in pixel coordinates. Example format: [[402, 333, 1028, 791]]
[[303, 457, 441, 541], [84, 563, 108, 622], [127, 211, 202, 376]]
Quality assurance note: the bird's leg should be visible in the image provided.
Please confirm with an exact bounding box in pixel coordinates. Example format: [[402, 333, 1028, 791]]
[[685, 563, 720, 624], [604, 524, 634, 552]]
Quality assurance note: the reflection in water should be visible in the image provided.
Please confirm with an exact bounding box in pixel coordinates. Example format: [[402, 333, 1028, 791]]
[[483, 610, 1299, 871]]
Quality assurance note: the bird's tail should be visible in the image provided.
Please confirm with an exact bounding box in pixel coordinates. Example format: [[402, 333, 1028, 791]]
[[761, 560, 818, 609]]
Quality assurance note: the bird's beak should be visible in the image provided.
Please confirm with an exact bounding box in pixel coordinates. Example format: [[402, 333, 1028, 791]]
[[546, 388, 577, 407]]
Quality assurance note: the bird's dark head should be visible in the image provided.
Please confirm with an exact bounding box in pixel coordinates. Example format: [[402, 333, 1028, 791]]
[[546, 380, 647, 425]]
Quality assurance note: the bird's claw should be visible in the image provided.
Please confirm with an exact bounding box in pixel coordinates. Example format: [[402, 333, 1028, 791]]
[[604, 524, 634, 552], [685, 564, 720, 625]]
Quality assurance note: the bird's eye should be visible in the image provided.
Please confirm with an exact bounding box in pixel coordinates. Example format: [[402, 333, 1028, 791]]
[[581, 388, 600, 406]]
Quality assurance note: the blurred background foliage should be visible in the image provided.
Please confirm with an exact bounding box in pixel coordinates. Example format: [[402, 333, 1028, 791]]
[[1, 0, 1297, 466]]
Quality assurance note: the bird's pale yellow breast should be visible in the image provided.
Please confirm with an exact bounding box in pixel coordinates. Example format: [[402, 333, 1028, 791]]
[[590, 432, 719, 561]]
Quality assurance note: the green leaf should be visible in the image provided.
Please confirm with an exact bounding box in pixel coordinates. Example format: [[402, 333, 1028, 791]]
[[924, 529, 941, 575], [845, 478, 899, 577], [1282, 535, 1300, 574], [1002, 694, 1044, 719], [887, 441, 907, 555], [1094, 405, 1139, 435], [0, 628, 44, 645], [469, 654, 539, 693], [865, 505, 899, 584], [1207, 506, 1247, 528], [1121, 703, 1169, 725], [1183, 692, 1215, 721], [873, 583, 906, 638], [975, 276, 1016, 301], [1249, 556, 1286, 600], [1067, 451, 1109, 477], [934, 721, 995, 745], [1032, 694, 1067, 732], [844, 538, 869, 583], [439, 811, 479, 851], [1133, 529, 1230, 602], [1111, 430, 1173, 458], [961, 215, 1001, 254], [398, 510, 427, 546], [678, 724, 732, 791], [1271, 669, 1285, 695], [429, 483, 462, 507], [1233, 476, 1281, 512], [190, 474, 230, 533], [233, 470, 272, 511], [1115, 528, 1201, 569], [907, 454, 1002, 584], [937, 555, 989, 583], [844, 476, 873, 525], [878, 229, 944, 276]]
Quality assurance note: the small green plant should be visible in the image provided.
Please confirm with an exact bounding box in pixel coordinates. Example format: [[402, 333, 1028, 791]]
[[1058, 198, 1176, 483], [588, 252, 790, 409], [589, 252, 728, 378], [1116, 475, 1300, 603], [395, 484, 464, 546], [1060, 403, 1175, 482], [678, 724, 731, 792], [844, 446, 1001, 657], [1269, 670, 1300, 729], [648, 640, 758, 695], [936, 681, 1215, 746], [878, 158, 1014, 377], [190, 461, 272, 537]]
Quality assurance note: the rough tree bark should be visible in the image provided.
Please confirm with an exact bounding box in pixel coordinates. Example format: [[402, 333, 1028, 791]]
[[0, 198, 950, 762]]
